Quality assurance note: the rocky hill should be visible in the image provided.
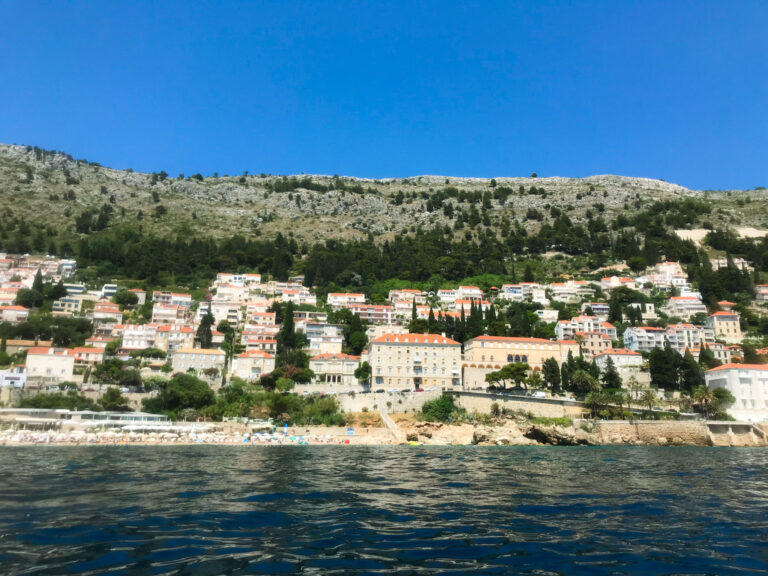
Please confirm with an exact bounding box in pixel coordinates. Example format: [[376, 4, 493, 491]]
[[0, 143, 764, 245]]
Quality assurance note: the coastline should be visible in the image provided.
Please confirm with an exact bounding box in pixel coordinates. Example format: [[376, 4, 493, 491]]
[[3, 419, 766, 447]]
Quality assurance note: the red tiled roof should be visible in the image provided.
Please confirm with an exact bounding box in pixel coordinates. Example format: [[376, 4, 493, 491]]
[[706, 363, 768, 373], [372, 333, 460, 345]]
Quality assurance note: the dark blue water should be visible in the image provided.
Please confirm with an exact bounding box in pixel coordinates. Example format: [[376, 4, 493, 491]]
[[1, 447, 767, 575]]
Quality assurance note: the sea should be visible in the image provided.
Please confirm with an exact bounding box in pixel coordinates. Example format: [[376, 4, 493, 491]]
[[0, 446, 766, 575]]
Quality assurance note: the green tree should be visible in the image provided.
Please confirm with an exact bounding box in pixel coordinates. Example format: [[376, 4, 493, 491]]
[[570, 369, 601, 399], [275, 377, 295, 392], [99, 387, 131, 411], [542, 357, 561, 393], [639, 389, 659, 411], [141, 373, 215, 418], [354, 361, 371, 385], [485, 362, 530, 390], [196, 301, 214, 349], [114, 289, 139, 308], [601, 357, 622, 389]]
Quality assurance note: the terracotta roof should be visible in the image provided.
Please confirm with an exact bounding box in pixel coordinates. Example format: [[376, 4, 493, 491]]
[[595, 348, 641, 357], [0, 305, 29, 311], [311, 353, 361, 361], [708, 311, 738, 318], [706, 363, 768, 373], [174, 347, 225, 355], [237, 350, 275, 359], [27, 347, 74, 356], [470, 335, 554, 344], [372, 333, 460, 345]]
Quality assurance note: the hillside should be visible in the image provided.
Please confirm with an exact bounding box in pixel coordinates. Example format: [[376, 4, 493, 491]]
[[2, 143, 765, 247]]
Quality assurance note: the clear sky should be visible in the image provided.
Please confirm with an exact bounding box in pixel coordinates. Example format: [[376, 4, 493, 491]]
[[1, 1, 766, 190]]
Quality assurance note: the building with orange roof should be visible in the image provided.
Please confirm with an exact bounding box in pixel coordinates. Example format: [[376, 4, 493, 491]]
[[555, 315, 617, 341], [326, 292, 366, 310], [664, 296, 708, 320], [705, 364, 768, 422], [155, 324, 195, 353], [623, 326, 668, 352], [0, 305, 29, 324], [705, 311, 742, 343], [574, 331, 612, 361], [72, 347, 105, 367], [462, 335, 579, 389], [369, 333, 462, 390], [230, 350, 275, 381], [756, 285, 768, 302], [308, 353, 362, 389], [594, 348, 642, 370], [25, 347, 75, 384]]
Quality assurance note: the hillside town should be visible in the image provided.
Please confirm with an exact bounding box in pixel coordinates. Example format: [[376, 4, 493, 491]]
[[1, 250, 767, 426]]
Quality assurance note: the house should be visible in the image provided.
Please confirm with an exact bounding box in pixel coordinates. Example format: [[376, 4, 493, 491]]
[[437, 289, 457, 306], [462, 336, 579, 389], [155, 325, 196, 353], [456, 286, 483, 301], [243, 337, 278, 354], [72, 347, 105, 367], [308, 353, 362, 389], [574, 331, 612, 361], [0, 305, 29, 324], [101, 284, 119, 299], [368, 333, 462, 390], [705, 311, 742, 344], [0, 366, 26, 389], [129, 289, 147, 305], [623, 326, 667, 353], [327, 293, 366, 310], [454, 299, 491, 312], [756, 285, 768, 303], [346, 304, 396, 325], [366, 324, 409, 341], [121, 323, 158, 350], [594, 348, 643, 370], [230, 350, 275, 381], [534, 309, 560, 323], [555, 316, 617, 341], [152, 303, 186, 325], [704, 364, 768, 422], [152, 291, 193, 308], [600, 277, 636, 291], [581, 302, 610, 320], [171, 348, 226, 380], [25, 347, 75, 384], [387, 289, 426, 304], [92, 302, 123, 324], [664, 296, 708, 320], [626, 302, 657, 320], [52, 296, 83, 315], [665, 323, 716, 353]]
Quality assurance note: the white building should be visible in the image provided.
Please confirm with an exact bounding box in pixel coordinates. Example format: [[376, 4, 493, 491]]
[[556, 316, 617, 341], [25, 347, 75, 384], [171, 348, 226, 379], [664, 296, 708, 320], [705, 364, 768, 422], [623, 326, 668, 353], [327, 293, 366, 310]]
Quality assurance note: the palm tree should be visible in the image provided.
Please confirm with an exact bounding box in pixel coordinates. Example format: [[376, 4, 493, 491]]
[[693, 386, 715, 419], [639, 389, 659, 411]]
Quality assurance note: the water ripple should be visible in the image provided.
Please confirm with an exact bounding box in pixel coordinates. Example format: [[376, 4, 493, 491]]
[[0, 446, 767, 575]]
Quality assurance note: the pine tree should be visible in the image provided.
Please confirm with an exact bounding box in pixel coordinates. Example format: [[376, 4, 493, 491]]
[[601, 357, 622, 389], [196, 301, 214, 349], [32, 269, 44, 293], [542, 357, 561, 393]]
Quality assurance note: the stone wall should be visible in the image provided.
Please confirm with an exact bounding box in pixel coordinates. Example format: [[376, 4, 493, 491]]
[[338, 390, 441, 414], [450, 391, 587, 418], [593, 420, 710, 445]]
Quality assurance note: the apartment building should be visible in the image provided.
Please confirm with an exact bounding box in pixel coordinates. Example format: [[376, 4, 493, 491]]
[[369, 333, 462, 390], [705, 311, 742, 344], [623, 326, 667, 352], [664, 296, 708, 320], [555, 316, 617, 341], [171, 348, 226, 379], [705, 364, 768, 422], [462, 336, 579, 389]]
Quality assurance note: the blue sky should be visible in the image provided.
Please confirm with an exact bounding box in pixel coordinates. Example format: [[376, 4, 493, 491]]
[[1, 1, 766, 189]]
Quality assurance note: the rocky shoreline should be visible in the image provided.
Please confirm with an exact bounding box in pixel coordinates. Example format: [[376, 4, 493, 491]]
[[3, 419, 766, 447]]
